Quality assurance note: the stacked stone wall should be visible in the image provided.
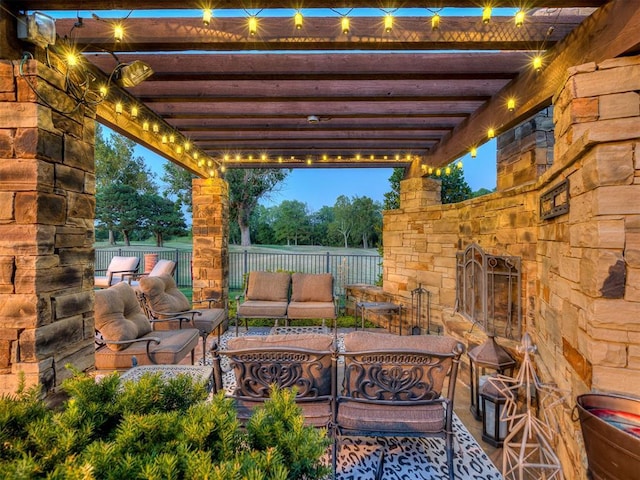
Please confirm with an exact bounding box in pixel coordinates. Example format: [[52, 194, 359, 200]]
[[0, 59, 96, 395], [192, 177, 229, 321], [382, 56, 640, 478]]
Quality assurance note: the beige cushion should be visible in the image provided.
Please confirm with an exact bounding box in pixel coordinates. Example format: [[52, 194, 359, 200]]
[[95, 282, 152, 351], [343, 331, 459, 355], [227, 334, 334, 396], [237, 300, 288, 318], [95, 256, 140, 287], [245, 271, 290, 302], [291, 273, 333, 302], [287, 301, 336, 320], [95, 329, 199, 369], [139, 275, 191, 313], [148, 259, 176, 277]]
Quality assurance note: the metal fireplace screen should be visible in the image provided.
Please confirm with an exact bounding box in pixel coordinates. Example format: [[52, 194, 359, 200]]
[[455, 243, 522, 340]]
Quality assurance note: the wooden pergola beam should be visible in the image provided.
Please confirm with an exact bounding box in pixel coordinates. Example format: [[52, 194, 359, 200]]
[[55, 16, 583, 52], [6, 1, 610, 10], [414, 0, 640, 173]]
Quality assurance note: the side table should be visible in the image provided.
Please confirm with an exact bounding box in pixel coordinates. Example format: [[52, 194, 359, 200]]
[[120, 365, 214, 392], [355, 301, 403, 334]]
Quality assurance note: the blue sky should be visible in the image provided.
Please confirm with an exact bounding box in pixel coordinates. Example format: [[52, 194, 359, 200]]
[[136, 139, 497, 212]]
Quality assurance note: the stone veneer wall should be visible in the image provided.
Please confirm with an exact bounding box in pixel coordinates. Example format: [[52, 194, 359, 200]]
[[382, 55, 640, 478], [0, 59, 96, 395], [191, 177, 229, 317]]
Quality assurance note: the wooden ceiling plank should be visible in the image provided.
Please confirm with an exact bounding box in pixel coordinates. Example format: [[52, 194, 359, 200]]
[[419, 0, 640, 171], [56, 16, 583, 52], [187, 130, 449, 139], [8, 1, 609, 11]]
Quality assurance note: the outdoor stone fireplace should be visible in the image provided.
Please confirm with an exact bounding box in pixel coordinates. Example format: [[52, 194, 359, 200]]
[[455, 243, 522, 341]]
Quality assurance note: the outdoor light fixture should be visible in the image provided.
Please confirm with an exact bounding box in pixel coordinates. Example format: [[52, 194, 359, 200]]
[[142, 120, 149, 131], [114, 24, 124, 43], [436, 168, 442, 176], [202, 9, 212, 26], [17, 12, 56, 47], [507, 98, 516, 112], [341, 17, 350, 35], [384, 14, 393, 33], [99, 85, 108, 97], [184, 141, 191, 152], [130, 105, 138, 119], [294, 12, 303, 29], [482, 6, 492, 24], [533, 56, 543, 72], [431, 13, 440, 31], [161, 134, 168, 144], [114, 60, 154, 88], [115, 102, 123, 115], [249, 16, 258, 36], [468, 335, 516, 420], [428, 167, 433, 174], [457, 161, 463, 169], [481, 379, 512, 447], [176, 145, 183, 154], [152, 123, 159, 134], [169, 134, 175, 144], [515, 10, 525, 27], [445, 166, 451, 175], [470, 147, 477, 158], [487, 128, 495, 139]]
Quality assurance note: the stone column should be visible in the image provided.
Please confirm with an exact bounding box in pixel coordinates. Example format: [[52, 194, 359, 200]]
[[192, 177, 229, 317], [0, 58, 96, 395]]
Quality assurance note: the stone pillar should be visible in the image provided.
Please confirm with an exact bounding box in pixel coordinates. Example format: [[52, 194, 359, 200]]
[[496, 107, 555, 191], [192, 177, 229, 316], [399, 176, 441, 211], [0, 59, 96, 395]]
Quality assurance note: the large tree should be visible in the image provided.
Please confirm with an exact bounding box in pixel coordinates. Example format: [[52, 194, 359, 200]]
[[141, 194, 188, 247], [95, 124, 157, 244], [330, 195, 354, 248], [95, 184, 144, 246], [273, 200, 310, 246], [383, 168, 404, 210], [226, 169, 289, 246], [350, 196, 382, 249], [431, 166, 473, 204], [162, 162, 196, 213]]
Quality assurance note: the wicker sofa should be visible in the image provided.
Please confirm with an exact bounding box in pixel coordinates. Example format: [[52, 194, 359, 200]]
[[234, 271, 337, 335], [212, 331, 465, 479]]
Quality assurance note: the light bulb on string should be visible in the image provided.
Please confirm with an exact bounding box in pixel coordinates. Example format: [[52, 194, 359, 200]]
[[428, 167, 433, 175], [507, 98, 516, 112], [161, 134, 168, 144], [248, 16, 258, 36], [457, 160, 463, 169], [445, 166, 451, 175], [436, 168, 442, 176], [114, 24, 124, 42], [66, 52, 79, 67], [176, 145, 183, 154], [184, 141, 191, 152], [487, 127, 495, 139], [99, 85, 108, 97], [152, 123, 159, 134], [341, 16, 350, 35], [115, 102, 123, 115], [294, 11, 303, 30], [384, 13, 393, 33], [470, 147, 477, 158], [142, 120, 149, 132], [202, 9, 212, 26], [431, 13, 440, 31], [482, 6, 492, 24], [130, 105, 138, 119], [533, 55, 543, 72], [169, 134, 175, 144], [515, 10, 525, 27]]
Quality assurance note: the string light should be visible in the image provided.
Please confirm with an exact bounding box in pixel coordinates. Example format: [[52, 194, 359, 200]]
[[294, 11, 303, 29], [355, 154, 361, 160], [142, 120, 149, 131], [248, 16, 258, 36], [515, 10, 525, 27], [470, 147, 477, 158], [341, 16, 350, 35], [130, 105, 138, 119], [220, 165, 226, 173], [184, 141, 191, 152], [176, 145, 183, 154], [428, 167, 433, 174], [487, 127, 495, 139], [507, 98, 516, 112], [99, 85, 108, 97], [114, 24, 124, 42], [115, 102, 123, 115], [482, 6, 492, 24], [66, 52, 79, 67], [395, 154, 400, 160], [457, 160, 463, 169], [307, 158, 312, 165], [436, 168, 442, 176], [152, 123, 159, 134], [431, 13, 440, 31], [384, 13, 393, 33], [445, 166, 451, 175], [202, 9, 212, 26], [169, 134, 175, 144], [533, 55, 543, 72]]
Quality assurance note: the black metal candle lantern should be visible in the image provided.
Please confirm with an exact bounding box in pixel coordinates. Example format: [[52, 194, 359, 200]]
[[481, 378, 511, 447], [468, 335, 516, 420]]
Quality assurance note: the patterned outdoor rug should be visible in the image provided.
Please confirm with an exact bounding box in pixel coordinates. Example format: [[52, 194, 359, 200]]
[[208, 328, 503, 480]]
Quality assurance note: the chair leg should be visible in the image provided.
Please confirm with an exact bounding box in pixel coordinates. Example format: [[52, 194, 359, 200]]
[[374, 448, 385, 480], [190, 348, 195, 365], [201, 332, 209, 362], [446, 432, 455, 480]]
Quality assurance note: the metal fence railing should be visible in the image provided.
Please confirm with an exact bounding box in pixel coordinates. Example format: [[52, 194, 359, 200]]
[[95, 249, 382, 292]]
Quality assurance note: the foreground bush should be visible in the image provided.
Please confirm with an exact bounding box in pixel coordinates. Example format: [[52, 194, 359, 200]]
[[0, 371, 330, 480]]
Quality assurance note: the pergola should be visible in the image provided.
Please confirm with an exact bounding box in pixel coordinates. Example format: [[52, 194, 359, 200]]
[[4, 0, 633, 177]]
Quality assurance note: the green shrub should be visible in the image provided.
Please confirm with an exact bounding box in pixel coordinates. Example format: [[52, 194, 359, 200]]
[[0, 370, 330, 480]]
